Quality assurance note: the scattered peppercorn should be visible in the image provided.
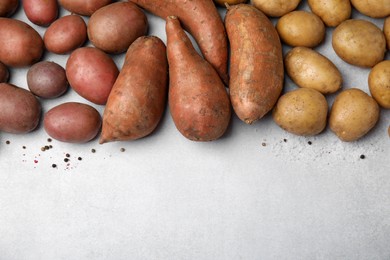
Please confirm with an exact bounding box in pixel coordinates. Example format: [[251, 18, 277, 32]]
[[52, 164, 57, 168], [283, 139, 287, 143], [308, 141, 312, 145], [360, 154, 366, 159], [91, 149, 96, 153], [22, 146, 26, 149], [65, 153, 70, 158], [64, 158, 70, 163], [120, 148, 126, 152], [78, 157, 82, 161], [47, 138, 52, 142], [261, 142, 266, 147], [5, 140, 10, 144]]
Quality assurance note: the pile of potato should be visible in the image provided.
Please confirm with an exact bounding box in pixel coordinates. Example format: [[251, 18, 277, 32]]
[[0, 0, 389, 143]]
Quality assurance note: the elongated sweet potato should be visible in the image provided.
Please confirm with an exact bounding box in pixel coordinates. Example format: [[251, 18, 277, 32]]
[[129, 0, 228, 85], [225, 4, 284, 124], [100, 36, 168, 143], [166, 16, 231, 141]]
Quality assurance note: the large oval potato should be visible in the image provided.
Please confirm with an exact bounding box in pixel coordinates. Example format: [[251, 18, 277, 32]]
[[44, 14, 87, 54], [251, 0, 301, 17], [0, 83, 41, 134], [59, 0, 112, 16], [0, 18, 43, 67], [332, 19, 386, 67], [368, 60, 390, 109], [0, 62, 9, 83], [308, 0, 351, 27], [23, 0, 58, 26], [329, 88, 380, 142], [44, 102, 102, 143], [285, 47, 342, 94], [88, 2, 148, 54], [0, 0, 18, 17], [350, 0, 390, 18], [66, 47, 119, 105], [384, 17, 390, 50], [276, 11, 325, 47]]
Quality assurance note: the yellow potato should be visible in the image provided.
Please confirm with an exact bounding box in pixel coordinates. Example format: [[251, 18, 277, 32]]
[[329, 88, 380, 142], [350, 0, 390, 18], [384, 17, 390, 50], [308, 0, 351, 27], [276, 11, 325, 47], [332, 19, 386, 67], [368, 60, 390, 109], [285, 47, 342, 94], [272, 88, 328, 136], [251, 0, 301, 17]]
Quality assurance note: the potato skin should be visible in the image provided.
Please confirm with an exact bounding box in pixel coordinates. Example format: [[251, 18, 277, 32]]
[[59, 0, 112, 16], [66, 47, 119, 105], [44, 102, 102, 143], [251, 0, 301, 17], [225, 4, 283, 124], [276, 11, 325, 47], [0, 62, 9, 83], [23, 0, 58, 26], [0, 0, 18, 17], [100, 36, 168, 143], [44, 14, 87, 54], [350, 0, 390, 18], [285, 47, 342, 94], [0, 83, 41, 134], [332, 19, 386, 67], [272, 88, 328, 136], [368, 60, 390, 109], [329, 88, 380, 142], [0, 18, 43, 67], [384, 17, 390, 50], [308, 0, 351, 27], [88, 2, 148, 54], [167, 16, 231, 141], [214, 0, 246, 7]]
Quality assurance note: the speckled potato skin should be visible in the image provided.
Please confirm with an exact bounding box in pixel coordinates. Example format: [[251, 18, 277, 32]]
[[251, 0, 301, 17], [129, 0, 229, 85], [44, 102, 102, 143], [332, 19, 386, 67], [285, 47, 342, 94], [0, 62, 9, 83], [350, 0, 390, 18], [308, 0, 351, 27], [23, 0, 58, 26], [214, 0, 246, 7], [0, 0, 18, 17], [100, 36, 168, 143], [272, 88, 328, 136], [225, 4, 283, 124], [0, 18, 43, 67], [167, 16, 231, 141], [0, 83, 41, 134], [368, 60, 390, 109], [384, 17, 390, 50], [329, 88, 380, 142], [276, 11, 325, 47], [59, 0, 112, 16]]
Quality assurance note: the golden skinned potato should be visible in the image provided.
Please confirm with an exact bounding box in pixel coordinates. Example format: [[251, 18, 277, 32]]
[[308, 0, 351, 27], [350, 0, 390, 18], [251, 0, 301, 17], [285, 47, 342, 94], [332, 19, 386, 67], [272, 88, 328, 136], [368, 60, 390, 109], [276, 11, 325, 47], [384, 17, 390, 50], [329, 88, 380, 142], [214, 0, 246, 7]]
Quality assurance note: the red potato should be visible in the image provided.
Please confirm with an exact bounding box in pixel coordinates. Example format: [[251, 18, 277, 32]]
[[23, 0, 58, 26], [225, 4, 284, 124], [129, 0, 229, 85], [0, 0, 18, 17], [0, 18, 43, 67], [44, 102, 102, 143], [0, 83, 41, 134], [166, 16, 231, 141], [59, 0, 112, 16], [100, 36, 168, 143], [44, 14, 87, 54], [0, 62, 9, 83], [66, 47, 119, 105]]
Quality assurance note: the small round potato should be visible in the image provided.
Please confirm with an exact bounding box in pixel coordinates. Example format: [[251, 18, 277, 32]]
[[384, 17, 390, 50], [0, 0, 18, 17], [88, 2, 148, 54], [44, 14, 87, 54], [59, 0, 112, 16], [350, 0, 390, 18], [214, 0, 246, 7], [251, 0, 301, 17], [368, 60, 390, 109], [272, 88, 328, 136], [0, 62, 9, 83], [329, 88, 380, 142], [308, 0, 351, 27], [332, 19, 386, 68], [44, 102, 102, 143], [27, 61, 68, 99], [285, 47, 342, 94], [276, 11, 325, 47], [23, 0, 58, 26]]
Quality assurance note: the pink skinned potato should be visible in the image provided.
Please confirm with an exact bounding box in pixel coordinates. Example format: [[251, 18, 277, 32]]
[[23, 0, 58, 26], [0, 0, 18, 17]]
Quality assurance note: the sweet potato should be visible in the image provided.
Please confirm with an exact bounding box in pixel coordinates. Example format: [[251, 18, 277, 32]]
[[225, 4, 284, 124], [166, 16, 231, 141], [129, 0, 229, 85], [100, 36, 168, 143]]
